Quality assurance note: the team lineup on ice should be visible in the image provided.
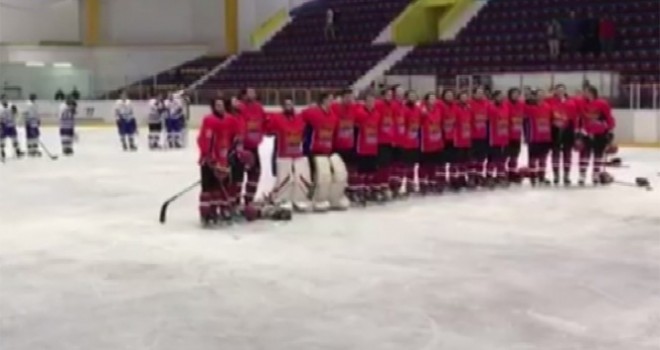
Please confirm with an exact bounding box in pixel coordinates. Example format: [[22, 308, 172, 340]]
[[1, 88, 659, 349]]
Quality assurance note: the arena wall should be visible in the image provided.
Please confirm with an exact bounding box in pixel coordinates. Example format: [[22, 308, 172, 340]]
[[0, 0, 80, 44], [14, 100, 660, 147]]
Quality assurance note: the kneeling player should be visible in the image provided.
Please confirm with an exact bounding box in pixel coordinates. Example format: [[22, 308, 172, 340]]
[[114, 93, 138, 151], [264, 99, 312, 212], [303, 93, 349, 211]]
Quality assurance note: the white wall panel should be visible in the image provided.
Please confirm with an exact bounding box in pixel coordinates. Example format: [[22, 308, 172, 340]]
[[2, 45, 207, 93], [0, 0, 80, 43], [99, 0, 224, 51]]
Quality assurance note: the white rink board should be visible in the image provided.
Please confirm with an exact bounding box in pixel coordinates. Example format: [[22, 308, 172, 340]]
[[1, 128, 660, 350]]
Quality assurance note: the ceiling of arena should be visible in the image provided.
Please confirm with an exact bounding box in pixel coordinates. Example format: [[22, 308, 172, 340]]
[[0, 0, 72, 9]]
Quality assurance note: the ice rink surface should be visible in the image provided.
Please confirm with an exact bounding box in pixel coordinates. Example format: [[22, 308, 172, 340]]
[[1, 128, 659, 350]]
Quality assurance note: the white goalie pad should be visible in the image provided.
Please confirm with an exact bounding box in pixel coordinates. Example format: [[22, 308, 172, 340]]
[[270, 158, 295, 209], [311, 155, 332, 211], [292, 157, 313, 212], [328, 153, 349, 210]]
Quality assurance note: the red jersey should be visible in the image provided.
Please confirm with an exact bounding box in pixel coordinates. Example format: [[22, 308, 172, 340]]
[[264, 112, 305, 158], [302, 106, 337, 155], [420, 103, 444, 153], [524, 102, 552, 143], [331, 102, 358, 151], [440, 101, 458, 144], [547, 96, 577, 130], [580, 98, 615, 136], [506, 99, 525, 140], [375, 99, 396, 145], [454, 103, 472, 148], [237, 100, 266, 149], [470, 98, 491, 140], [488, 102, 510, 147], [401, 103, 422, 149], [354, 105, 380, 155], [197, 113, 242, 167], [392, 99, 406, 147]]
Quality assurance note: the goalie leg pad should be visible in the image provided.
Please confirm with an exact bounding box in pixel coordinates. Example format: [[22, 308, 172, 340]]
[[328, 153, 349, 210], [311, 155, 332, 211], [270, 157, 295, 207], [292, 157, 313, 212]]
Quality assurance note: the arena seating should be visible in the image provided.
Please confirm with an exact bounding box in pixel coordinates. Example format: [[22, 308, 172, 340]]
[[199, 0, 412, 92], [389, 0, 660, 87], [119, 56, 226, 99]]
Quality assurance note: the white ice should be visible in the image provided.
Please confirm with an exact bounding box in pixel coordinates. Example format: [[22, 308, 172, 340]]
[[1, 128, 659, 350]]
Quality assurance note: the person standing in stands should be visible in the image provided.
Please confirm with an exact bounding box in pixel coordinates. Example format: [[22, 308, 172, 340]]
[[581, 10, 600, 54], [324, 8, 336, 39], [547, 19, 562, 58], [561, 11, 580, 53], [70, 86, 80, 101], [599, 16, 616, 54]]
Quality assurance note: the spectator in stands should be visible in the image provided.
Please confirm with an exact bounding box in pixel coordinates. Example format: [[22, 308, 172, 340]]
[[325, 8, 336, 39], [561, 11, 580, 52], [599, 16, 616, 54], [54, 88, 65, 101], [547, 19, 562, 58], [581, 10, 600, 54], [70, 86, 80, 101]]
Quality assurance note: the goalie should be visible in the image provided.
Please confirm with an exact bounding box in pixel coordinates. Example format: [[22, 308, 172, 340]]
[[264, 98, 312, 212], [301, 93, 350, 212]]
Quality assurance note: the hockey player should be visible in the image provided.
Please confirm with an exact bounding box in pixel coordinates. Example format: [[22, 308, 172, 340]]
[[547, 84, 578, 185], [418, 93, 444, 194], [486, 91, 510, 187], [353, 92, 381, 203], [165, 93, 185, 148], [375, 88, 398, 200], [523, 89, 553, 186], [197, 98, 243, 225], [265, 98, 312, 212], [114, 92, 138, 151], [399, 90, 422, 195], [0, 95, 24, 160], [390, 87, 407, 197], [453, 91, 473, 189], [235, 88, 266, 205], [331, 90, 359, 202], [147, 94, 166, 149], [302, 92, 348, 211], [59, 99, 77, 156], [576, 86, 616, 185], [439, 89, 458, 190], [468, 86, 491, 186], [24, 94, 41, 157], [505, 88, 525, 183]]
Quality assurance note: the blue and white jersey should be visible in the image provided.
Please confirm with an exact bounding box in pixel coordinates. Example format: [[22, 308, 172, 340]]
[[0, 104, 17, 127], [148, 98, 165, 124], [114, 99, 135, 121], [166, 98, 184, 121], [23, 101, 40, 128], [59, 104, 76, 130]]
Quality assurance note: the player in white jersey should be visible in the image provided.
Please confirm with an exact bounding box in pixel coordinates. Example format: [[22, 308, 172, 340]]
[[59, 99, 77, 156], [147, 94, 166, 149], [0, 95, 24, 160], [23, 94, 41, 157], [165, 92, 185, 148], [114, 92, 138, 151]]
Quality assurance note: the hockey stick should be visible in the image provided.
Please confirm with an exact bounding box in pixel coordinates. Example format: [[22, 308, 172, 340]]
[[159, 180, 201, 224], [38, 140, 58, 160], [613, 177, 652, 191]]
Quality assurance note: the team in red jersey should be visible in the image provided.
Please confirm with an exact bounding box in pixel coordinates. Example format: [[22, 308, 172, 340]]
[[195, 84, 617, 226]]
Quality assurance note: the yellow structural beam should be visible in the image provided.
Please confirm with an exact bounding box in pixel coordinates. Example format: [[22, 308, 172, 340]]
[[250, 8, 288, 48], [225, 0, 238, 53], [84, 0, 100, 45]]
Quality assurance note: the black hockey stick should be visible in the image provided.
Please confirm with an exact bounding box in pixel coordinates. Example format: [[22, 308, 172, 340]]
[[38, 140, 59, 160], [613, 177, 652, 191], [159, 180, 201, 224]]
